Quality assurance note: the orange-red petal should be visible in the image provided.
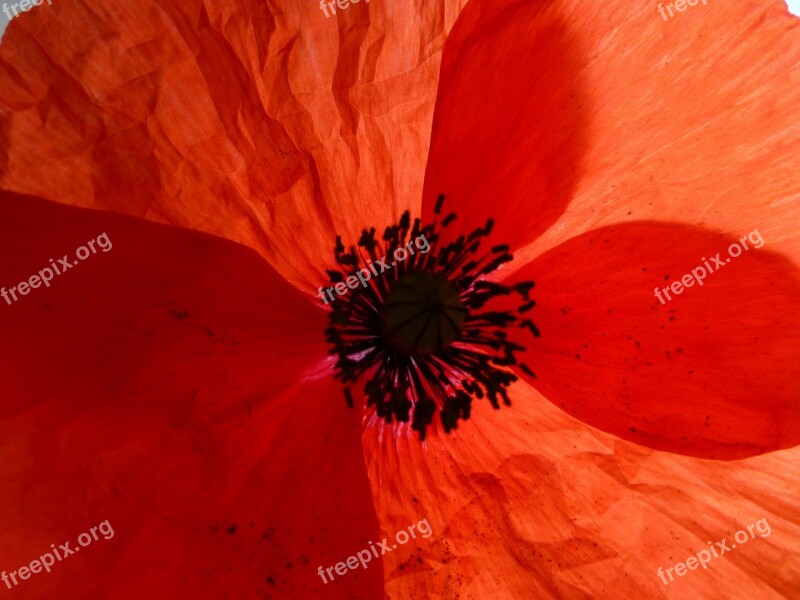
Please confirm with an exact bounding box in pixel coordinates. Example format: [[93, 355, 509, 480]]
[[363, 382, 800, 598], [421, 0, 585, 249], [0, 0, 467, 293], [504, 222, 800, 459], [500, 0, 800, 268], [0, 193, 382, 598]]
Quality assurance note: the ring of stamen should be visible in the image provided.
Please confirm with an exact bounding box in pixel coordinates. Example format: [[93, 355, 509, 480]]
[[323, 195, 540, 440]]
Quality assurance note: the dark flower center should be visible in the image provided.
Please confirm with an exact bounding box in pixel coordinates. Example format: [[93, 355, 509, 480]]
[[379, 270, 467, 356], [323, 196, 539, 440]]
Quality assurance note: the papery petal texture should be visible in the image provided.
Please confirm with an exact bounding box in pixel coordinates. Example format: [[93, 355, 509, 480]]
[[364, 383, 800, 599], [492, 0, 800, 267], [0, 0, 468, 291]]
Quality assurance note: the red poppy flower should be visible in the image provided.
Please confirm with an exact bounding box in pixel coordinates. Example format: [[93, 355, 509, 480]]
[[1, 0, 799, 598]]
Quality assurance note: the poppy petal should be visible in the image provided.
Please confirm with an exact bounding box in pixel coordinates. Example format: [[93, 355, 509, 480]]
[[504, 222, 800, 460], [421, 0, 587, 249], [0, 0, 464, 291], [363, 382, 800, 597], [505, 0, 800, 264], [0, 193, 381, 598]]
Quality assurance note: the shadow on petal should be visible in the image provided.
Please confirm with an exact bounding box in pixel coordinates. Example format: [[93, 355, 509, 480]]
[[0, 193, 382, 598], [507, 221, 800, 460], [422, 0, 588, 250]]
